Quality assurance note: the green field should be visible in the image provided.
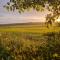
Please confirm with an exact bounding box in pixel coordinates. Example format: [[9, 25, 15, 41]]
[[0, 23, 60, 33], [0, 23, 60, 60]]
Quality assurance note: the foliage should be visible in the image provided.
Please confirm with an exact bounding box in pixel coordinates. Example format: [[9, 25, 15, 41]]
[[0, 32, 60, 60]]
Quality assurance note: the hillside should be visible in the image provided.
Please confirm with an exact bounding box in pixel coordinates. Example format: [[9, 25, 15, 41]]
[[0, 22, 60, 33]]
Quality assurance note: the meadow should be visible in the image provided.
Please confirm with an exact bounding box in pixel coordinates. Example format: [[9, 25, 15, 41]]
[[0, 23, 60, 60], [0, 23, 60, 33]]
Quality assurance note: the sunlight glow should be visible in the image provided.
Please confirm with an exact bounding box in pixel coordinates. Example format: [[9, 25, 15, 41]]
[[56, 18, 60, 22]]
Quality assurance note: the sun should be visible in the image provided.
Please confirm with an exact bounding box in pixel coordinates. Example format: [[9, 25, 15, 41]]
[[56, 18, 60, 22]]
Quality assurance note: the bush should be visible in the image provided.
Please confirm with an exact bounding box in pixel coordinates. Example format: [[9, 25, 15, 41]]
[[0, 32, 60, 60]]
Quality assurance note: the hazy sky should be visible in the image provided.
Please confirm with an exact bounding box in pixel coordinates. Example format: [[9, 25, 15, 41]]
[[0, 0, 59, 24]]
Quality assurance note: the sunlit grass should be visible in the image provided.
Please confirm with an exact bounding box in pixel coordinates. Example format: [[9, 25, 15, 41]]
[[0, 24, 60, 60], [0, 26, 60, 33]]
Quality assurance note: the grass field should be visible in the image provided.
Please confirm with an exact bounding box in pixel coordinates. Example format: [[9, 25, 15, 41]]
[[0, 23, 60, 60], [0, 23, 60, 33]]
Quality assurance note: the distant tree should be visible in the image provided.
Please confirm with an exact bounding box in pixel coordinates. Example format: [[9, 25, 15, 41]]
[[4, 0, 60, 25]]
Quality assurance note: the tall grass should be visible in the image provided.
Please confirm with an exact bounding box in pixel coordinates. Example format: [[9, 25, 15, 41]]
[[0, 32, 60, 60]]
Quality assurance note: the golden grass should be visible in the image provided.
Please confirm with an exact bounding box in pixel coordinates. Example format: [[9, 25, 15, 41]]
[[0, 26, 60, 33]]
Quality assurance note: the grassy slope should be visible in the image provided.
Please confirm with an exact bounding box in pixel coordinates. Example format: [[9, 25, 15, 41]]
[[0, 23, 60, 60], [0, 23, 60, 33]]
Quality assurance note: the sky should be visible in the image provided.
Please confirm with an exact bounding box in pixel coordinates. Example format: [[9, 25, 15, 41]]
[[0, 0, 60, 24]]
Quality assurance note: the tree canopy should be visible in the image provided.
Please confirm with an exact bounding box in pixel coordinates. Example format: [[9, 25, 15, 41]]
[[5, 0, 60, 24]]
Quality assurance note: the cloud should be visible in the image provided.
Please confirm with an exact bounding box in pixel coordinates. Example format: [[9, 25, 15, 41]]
[[0, 15, 46, 24], [0, 0, 47, 24]]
